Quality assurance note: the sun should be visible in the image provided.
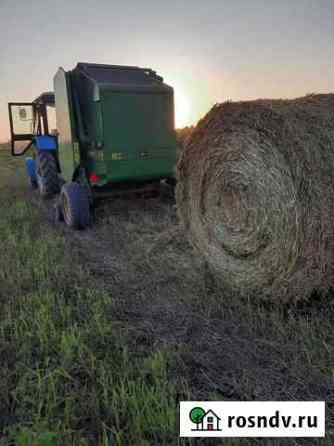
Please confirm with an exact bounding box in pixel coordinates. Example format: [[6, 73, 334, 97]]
[[174, 89, 191, 129]]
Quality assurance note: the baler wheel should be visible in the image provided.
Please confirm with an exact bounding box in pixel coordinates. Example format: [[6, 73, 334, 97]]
[[60, 182, 91, 230], [53, 198, 64, 224], [36, 151, 60, 198]]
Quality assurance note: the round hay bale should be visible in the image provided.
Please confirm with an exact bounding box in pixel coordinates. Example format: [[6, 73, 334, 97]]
[[176, 94, 334, 302]]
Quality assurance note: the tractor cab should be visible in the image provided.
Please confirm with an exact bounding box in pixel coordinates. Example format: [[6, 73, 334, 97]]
[[8, 92, 57, 156]]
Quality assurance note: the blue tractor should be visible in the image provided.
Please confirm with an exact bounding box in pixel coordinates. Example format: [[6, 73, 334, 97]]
[[8, 92, 60, 198]]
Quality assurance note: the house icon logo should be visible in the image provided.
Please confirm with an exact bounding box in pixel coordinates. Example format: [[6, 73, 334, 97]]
[[189, 407, 222, 431]]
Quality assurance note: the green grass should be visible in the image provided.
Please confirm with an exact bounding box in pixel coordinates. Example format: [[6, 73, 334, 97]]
[[0, 146, 333, 446], [0, 147, 182, 445], [0, 145, 27, 194]]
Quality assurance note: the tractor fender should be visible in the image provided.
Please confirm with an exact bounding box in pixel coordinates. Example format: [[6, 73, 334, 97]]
[[34, 135, 57, 151]]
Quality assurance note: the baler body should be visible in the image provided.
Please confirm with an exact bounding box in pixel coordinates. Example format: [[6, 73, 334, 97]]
[[54, 63, 177, 187]]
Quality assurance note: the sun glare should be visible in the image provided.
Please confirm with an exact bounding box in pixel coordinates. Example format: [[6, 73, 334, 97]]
[[174, 89, 191, 129]]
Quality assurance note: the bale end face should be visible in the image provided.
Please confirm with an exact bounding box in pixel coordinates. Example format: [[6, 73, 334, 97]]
[[176, 94, 334, 302]]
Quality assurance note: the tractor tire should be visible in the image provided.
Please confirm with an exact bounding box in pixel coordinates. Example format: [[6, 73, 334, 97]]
[[60, 182, 91, 230], [36, 151, 60, 198], [30, 177, 38, 189], [25, 157, 38, 189]]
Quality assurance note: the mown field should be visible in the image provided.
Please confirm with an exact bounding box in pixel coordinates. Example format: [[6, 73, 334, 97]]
[[0, 144, 333, 446], [0, 146, 182, 445]]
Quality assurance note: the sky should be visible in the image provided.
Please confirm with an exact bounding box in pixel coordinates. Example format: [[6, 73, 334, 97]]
[[0, 0, 333, 141]]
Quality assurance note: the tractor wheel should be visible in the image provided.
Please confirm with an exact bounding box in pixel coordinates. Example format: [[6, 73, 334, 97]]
[[30, 176, 38, 189], [36, 151, 60, 198], [25, 157, 38, 189], [60, 182, 91, 230]]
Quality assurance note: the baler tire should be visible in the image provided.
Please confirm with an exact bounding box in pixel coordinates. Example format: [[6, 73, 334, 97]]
[[54, 199, 64, 224], [60, 182, 91, 230], [36, 151, 60, 198], [160, 179, 175, 202]]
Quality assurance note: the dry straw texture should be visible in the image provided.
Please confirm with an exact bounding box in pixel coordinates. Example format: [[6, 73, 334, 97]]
[[176, 94, 334, 302]]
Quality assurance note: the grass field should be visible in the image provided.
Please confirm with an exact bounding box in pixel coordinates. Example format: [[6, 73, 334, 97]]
[[0, 146, 181, 445], [0, 144, 333, 445]]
